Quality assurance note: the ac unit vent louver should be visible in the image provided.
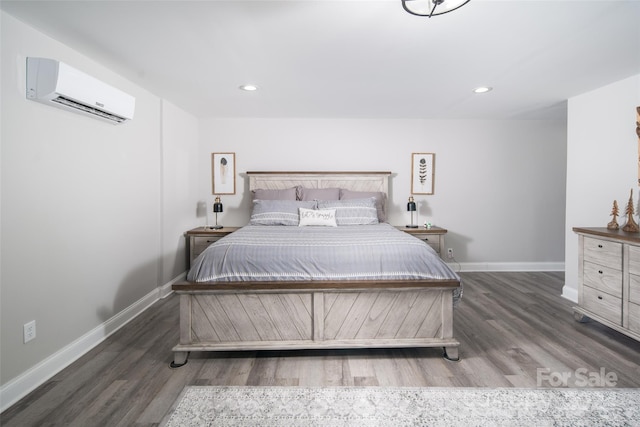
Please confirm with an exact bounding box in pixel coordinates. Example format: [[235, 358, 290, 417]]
[[26, 57, 135, 124], [52, 95, 128, 123]]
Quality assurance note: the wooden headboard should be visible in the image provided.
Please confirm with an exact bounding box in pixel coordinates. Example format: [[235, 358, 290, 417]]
[[247, 171, 391, 195]]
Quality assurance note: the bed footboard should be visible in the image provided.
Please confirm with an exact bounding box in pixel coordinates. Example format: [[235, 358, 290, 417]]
[[171, 283, 460, 366]]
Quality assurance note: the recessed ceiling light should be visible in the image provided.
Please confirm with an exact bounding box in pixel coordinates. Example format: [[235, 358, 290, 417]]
[[473, 86, 492, 94], [239, 84, 258, 91]]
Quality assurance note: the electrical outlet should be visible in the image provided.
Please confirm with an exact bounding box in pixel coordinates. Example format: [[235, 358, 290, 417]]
[[24, 320, 36, 343], [447, 248, 454, 259]]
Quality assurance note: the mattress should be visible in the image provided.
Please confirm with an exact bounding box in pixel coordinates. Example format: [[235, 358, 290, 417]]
[[187, 223, 461, 286]]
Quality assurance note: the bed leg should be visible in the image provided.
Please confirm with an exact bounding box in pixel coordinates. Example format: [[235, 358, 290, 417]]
[[443, 347, 459, 362], [170, 351, 189, 368]]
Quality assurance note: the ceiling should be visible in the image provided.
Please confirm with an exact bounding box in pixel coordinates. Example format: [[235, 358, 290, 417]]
[[2, 0, 640, 120]]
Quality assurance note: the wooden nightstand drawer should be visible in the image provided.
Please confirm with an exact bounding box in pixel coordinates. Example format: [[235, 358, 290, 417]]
[[582, 285, 622, 325], [192, 236, 224, 259], [583, 261, 622, 298], [583, 236, 622, 269], [186, 227, 240, 268], [411, 234, 440, 253], [395, 226, 447, 258]]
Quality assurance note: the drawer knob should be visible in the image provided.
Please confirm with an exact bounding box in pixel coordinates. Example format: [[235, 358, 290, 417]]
[[598, 244, 603, 248], [598, 270, 603, 274], [597, 296, 603, 300]]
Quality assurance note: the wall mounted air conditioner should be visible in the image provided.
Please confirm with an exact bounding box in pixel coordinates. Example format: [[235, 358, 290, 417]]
[[26, 57, 135, 124]]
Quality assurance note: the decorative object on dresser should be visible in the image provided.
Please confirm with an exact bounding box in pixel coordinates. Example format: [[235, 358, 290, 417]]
[[411, 153, 435, 195], [396, 225, 447, 259], [212, 196, 223, 229], [621, 189, 639, 233], [185, 226, 240, 268], [607, 200, 619, 230], [211, 152, 236, 195], [406, 196, 418, 228], [573, 227, 640, 343]]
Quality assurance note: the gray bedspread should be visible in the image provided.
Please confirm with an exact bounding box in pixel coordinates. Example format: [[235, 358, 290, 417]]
[[187, 224, 461, 287]]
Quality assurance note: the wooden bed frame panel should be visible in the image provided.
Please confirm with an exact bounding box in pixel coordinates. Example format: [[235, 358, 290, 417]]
[[171, 172, 460, 366]]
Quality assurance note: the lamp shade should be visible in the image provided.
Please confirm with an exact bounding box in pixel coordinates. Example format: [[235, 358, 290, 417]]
[[401, 0, 470, 17], [407, 196, 417, 212], [213, 196, 223, 213]]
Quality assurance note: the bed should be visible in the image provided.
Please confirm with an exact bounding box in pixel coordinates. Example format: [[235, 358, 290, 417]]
[[171, 171, 462, 367]]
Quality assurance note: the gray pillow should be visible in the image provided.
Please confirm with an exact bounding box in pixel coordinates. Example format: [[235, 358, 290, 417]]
[[339, 189, 387, 222], [250, 199, 317, 226], [299, 187, 341, 201], [317, 198, 379, 225], [252, 186, 300, 201]]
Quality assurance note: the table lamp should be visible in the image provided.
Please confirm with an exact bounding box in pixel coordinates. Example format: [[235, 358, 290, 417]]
[[212, 196, 223, 229], [406, 196, 418, 228]]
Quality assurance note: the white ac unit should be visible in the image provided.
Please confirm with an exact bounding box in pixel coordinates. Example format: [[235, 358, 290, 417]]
[[26, 57, 135, 124]]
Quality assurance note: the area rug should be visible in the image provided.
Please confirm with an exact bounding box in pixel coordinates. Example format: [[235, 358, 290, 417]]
[[161, 386, 640, 426]]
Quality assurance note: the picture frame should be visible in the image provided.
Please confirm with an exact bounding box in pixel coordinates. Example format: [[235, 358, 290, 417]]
[[411, 153, 435, 195], [211, 152, 236, 195]]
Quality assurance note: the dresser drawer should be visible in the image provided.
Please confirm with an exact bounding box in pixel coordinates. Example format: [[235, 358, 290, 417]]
[[630, 274, 640, 305], [583, 261, 622, 298], [629, 245, 640, 276], [583, 237, 622, 269], [582, 285, 621, 325], [629, 303, 640, 334]]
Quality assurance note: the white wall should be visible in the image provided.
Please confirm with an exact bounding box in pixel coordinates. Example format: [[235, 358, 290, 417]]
[[161, 100, 201, 284], [199, 118, 567, 269], [0, 11, 199, 408], [563, 74, 640, 302]]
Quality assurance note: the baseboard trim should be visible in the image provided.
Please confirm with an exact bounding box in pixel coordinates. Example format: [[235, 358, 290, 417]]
[[0, 274, 183, 413], [159, 272, 185, 299], [561, 286, 578, 303], [450, 261, 565, 272]]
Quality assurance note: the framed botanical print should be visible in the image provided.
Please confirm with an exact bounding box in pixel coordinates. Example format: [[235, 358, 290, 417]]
[[211, 152, 236, 195], [411, 153, 435, 195]]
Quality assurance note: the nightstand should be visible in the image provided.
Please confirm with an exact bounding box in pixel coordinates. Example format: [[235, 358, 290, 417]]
[[185, 226, 240, 268], [396, 226, 447, 259]]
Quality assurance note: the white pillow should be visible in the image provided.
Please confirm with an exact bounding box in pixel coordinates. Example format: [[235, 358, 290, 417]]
[[298, 208, 337, 227]]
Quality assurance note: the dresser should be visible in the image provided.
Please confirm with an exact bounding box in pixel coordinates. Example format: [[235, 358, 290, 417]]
[[185, 227, 240, 268], [396, 226, 447, 259], [573, 227, 640, 342]]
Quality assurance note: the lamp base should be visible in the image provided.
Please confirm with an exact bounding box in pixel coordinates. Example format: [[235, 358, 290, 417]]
[[405, 225, 419, 229], [211, 225, 223, 230]]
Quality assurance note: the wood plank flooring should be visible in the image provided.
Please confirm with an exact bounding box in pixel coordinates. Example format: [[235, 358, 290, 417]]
[[2, 272, 640, 426]]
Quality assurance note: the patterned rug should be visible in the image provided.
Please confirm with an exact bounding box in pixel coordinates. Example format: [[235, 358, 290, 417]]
[[161, 386, 639, 426]]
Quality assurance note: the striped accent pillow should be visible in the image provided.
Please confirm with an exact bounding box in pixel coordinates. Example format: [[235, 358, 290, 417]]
[[317, 198, 379, 225], [250, 200, 317, 226]]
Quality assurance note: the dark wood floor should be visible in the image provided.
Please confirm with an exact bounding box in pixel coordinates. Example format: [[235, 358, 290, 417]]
[[2, 272, 640, 426]]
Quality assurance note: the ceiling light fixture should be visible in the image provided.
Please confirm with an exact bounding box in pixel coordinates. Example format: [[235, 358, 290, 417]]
[[473, 86, 492, 94], [401, 0, 470, 18], [239, 84, 258, 91]]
